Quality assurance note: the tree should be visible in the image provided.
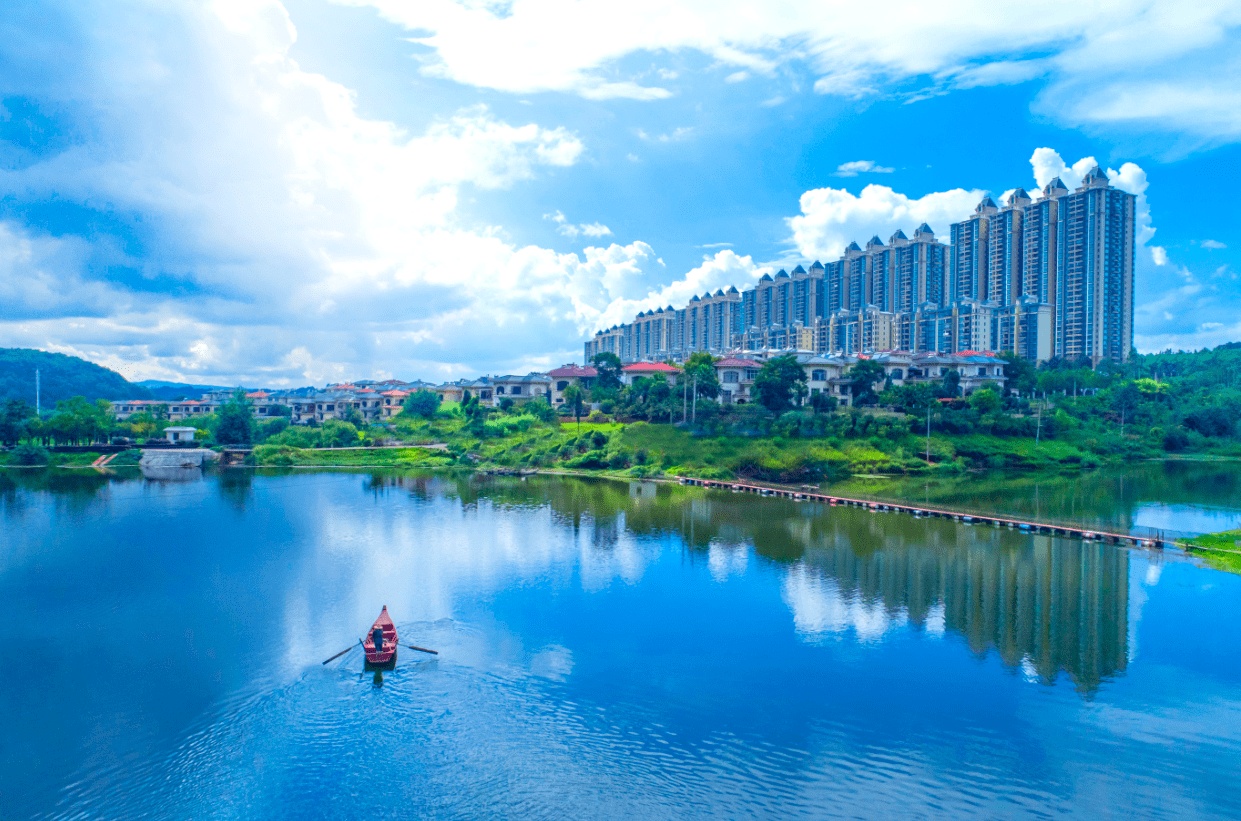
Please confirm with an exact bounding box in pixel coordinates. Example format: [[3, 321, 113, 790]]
[[846, 359, 887, 405], [753, 354, 808, 413], [0, 399, 34, 446], [1112, 383, 1141, 435], [969, 386, 1002, 415], [998, 351, 1037, 395], [591, 352, 623, 391], [321, 419, 361, 447], [215, 389, 256, 446], [937, 369, 962, 399], [524, 396, 558, 423], [808, 392, 837, 415], [562, 384, 585, 429], [403, 390, 440, 419], [683, 351, 720, 399]]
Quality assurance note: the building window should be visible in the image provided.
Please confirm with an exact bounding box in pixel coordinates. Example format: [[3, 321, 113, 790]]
[[978, 367, 986, 375], [512, 386, 522, 395], [890, 369, 903, 380], [326, 404, 334, 411], [496, 387, 505, 395], [745, 369, 758, 380], [811, 369, 826, 381], [556, 381, 569, 391], [723, 372, 739, 383]]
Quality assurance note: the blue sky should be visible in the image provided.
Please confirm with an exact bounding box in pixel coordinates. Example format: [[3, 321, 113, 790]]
[[1, 0, 1238, 386]]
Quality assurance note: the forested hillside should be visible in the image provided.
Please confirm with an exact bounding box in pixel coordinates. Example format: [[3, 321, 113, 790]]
[[0, 349, 150, 406]]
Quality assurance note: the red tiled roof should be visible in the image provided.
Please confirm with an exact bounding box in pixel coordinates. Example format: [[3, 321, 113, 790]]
[[548, 365, 598, 378], [956, 350, 998, 357], [245, 391, 270, 398], [623, 362, 681, 372], [380, 390, 409, 397], [715, 357, 760, 368]]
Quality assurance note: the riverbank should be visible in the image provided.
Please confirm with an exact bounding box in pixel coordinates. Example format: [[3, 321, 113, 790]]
[[1180, 529, 1241, 574], [245, 416, 1109, 482]]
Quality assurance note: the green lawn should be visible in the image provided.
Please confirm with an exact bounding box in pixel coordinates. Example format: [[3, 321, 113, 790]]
[[1182, 529, 1241, 575]]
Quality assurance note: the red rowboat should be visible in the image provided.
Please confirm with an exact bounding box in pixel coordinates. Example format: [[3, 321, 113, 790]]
[[363, 606, 397, 666]]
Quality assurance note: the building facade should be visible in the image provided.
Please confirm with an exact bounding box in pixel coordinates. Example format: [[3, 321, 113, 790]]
[[586, 163, 1134, 366]]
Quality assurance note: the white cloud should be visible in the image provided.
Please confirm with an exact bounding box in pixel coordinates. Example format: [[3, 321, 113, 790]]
[[0, 0, 720, 384], [725, 70, 750, 83], [833, 160, 894, 177], [1200, 239, 1227, 249], [782, 564, 904, 642], [592, 249, 767, 330], [788, 183, 984, 260], [1030, 148, 1156, 249], [1151, 247, 1169, 266], [544, 211, 613, 240], [349, 0, 1241, 143], [638, 126, 694, 142]]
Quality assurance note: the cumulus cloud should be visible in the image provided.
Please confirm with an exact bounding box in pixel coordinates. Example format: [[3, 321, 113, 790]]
[[544, 211, 613, 239], [0, 0, 716, 383], [1199, 239, 1227, 249], [788, 184, 984, 260], [350, 0, 1241, 143], [592, 249, 768, 329], [1030, 147, 1157, 250]]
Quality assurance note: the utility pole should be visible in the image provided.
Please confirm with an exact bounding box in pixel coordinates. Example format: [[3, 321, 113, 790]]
[[691, 375, 697, 423], [36, 369, 40, 416], [1035, 401, 1042, 444]]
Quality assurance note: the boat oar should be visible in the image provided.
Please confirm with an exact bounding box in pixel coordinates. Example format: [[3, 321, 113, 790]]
[[403, 643, 439, 655], [322, 640, 360, 665]]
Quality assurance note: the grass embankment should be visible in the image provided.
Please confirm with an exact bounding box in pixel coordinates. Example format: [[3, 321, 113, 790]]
[[252, 444, 454, 468], [1181, 529, 1241, 575], [247, 408, 1097, 486], [0, 449, 142, 467]]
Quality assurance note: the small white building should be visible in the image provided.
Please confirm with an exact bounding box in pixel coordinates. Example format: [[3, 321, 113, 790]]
[[164, 426, 198, 443]]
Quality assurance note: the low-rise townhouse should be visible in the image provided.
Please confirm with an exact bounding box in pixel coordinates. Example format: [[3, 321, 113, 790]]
[[491, 373, 553, 404], [620, 362, 681, 386], [547, 365, 597, 405], [714, 357, 761, 404]]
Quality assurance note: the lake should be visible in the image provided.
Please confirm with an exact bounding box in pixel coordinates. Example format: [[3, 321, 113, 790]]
[[2, 464, 1240, 820]]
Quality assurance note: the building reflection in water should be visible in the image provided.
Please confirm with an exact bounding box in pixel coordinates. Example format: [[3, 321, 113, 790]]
[[786, 519, 1128, 695], [358, 471, 1132, 695]]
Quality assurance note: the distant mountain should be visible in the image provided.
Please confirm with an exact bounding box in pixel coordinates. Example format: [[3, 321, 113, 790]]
[[134, 380, 238, 400], [0, 348, 151, 407]]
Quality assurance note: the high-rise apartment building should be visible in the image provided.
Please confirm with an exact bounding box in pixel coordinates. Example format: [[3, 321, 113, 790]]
[[585, 163, 1134, 367]]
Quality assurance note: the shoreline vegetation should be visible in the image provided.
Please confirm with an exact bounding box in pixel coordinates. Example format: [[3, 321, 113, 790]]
[[3, 343, 1240, 566]]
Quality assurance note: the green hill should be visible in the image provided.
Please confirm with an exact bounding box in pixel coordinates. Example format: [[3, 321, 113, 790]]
[[0, 348, 151, 407]]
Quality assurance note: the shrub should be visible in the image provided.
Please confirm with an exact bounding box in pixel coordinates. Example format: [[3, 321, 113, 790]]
[[1163, 427, 1190, 452], [13, 443, 50, 465]]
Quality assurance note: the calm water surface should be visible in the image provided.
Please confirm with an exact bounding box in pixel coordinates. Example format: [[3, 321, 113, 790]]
[[2, 465, 1240, 820], [831, 460, 1241, 537]]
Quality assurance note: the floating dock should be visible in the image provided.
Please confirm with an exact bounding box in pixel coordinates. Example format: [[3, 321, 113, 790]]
[[676, 477, 1165, 548]]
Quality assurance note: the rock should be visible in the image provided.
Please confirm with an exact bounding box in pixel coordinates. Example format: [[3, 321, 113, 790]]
[[139, 448, 215, 469]]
